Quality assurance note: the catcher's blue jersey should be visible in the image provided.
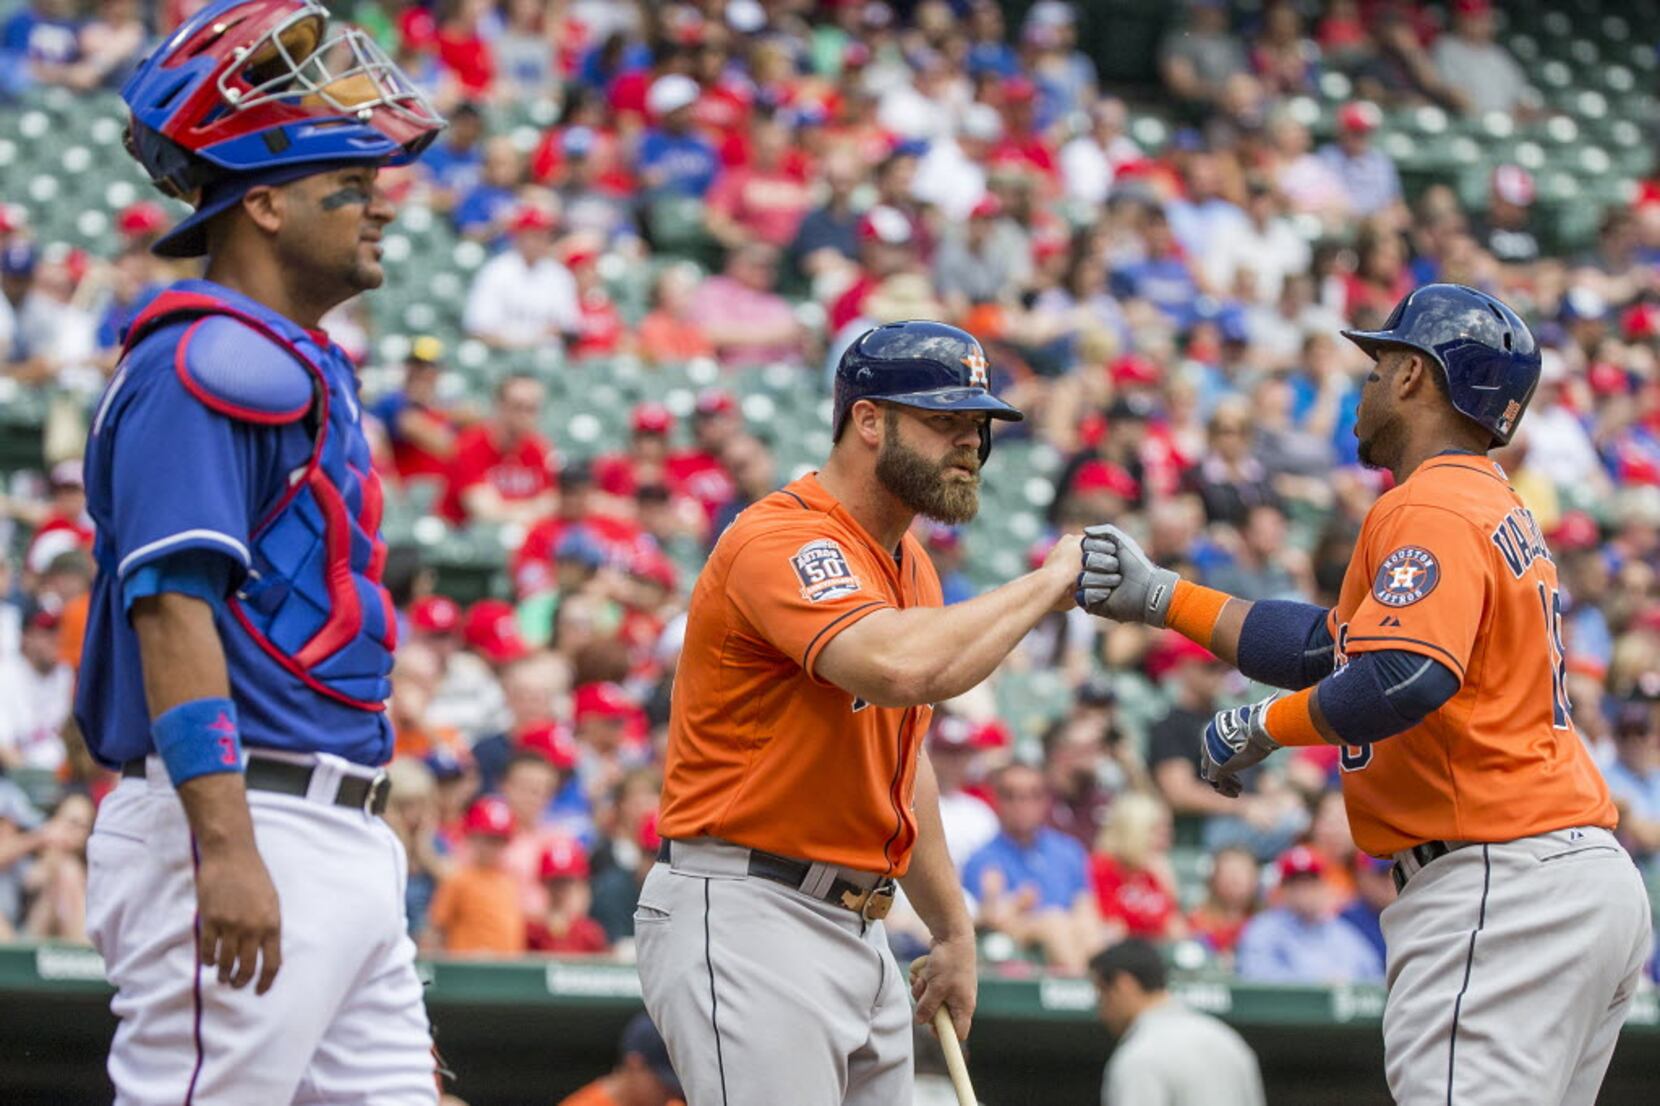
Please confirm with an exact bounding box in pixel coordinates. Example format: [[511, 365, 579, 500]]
[[75, 280, 396, 769]]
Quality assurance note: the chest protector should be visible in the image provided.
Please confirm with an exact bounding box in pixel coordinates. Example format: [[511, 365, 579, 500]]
[[123, 289, 395, 710]]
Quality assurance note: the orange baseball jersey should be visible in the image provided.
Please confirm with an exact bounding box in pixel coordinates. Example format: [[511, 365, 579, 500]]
[[1325, 454, 1616, 857], [657, 473, 941, 875]]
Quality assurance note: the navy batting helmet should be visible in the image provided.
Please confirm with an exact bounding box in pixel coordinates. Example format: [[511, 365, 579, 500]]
[[1341, 283, 1541, 446], [833, 321, 1024, 461]]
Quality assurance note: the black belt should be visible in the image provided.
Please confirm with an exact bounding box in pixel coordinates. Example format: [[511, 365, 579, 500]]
[[1392, 839, 1465, 892], [122, 756, 391, 816], [658, 840, 896, 919]]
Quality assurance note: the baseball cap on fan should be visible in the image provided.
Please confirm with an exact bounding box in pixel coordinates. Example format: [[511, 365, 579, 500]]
[[647, 73, 700, 118], [1277, 845, 1327, 882], [463, 796, 515, 838], [538, 838, 591, 881], [463, 599, 530, 664], [858, 205, 914, 246]]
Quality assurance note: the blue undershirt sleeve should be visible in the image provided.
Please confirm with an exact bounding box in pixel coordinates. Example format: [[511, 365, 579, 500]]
[[121, 548, 236, 615], [1236, 599, 1337, 690], [1314, 649, 1461, 745]]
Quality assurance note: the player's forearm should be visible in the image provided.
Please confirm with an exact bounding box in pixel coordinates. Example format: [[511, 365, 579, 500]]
[[899, 753, 974, 943], [133, 592, 256, 856], [830, 567, 1068, 706], [1165, 582, 1335, 690]]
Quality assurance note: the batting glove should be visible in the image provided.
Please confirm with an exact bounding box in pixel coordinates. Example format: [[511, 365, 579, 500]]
[[1076, 523, 1179, 626], [1199, 695, 1283, 798]]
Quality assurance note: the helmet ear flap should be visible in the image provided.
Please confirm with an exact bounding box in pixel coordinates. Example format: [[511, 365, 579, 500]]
[[978, 422, 991, 464]]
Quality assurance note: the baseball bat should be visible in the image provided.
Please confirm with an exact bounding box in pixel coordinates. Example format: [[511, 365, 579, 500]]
[[933, 1004, 976, 1106], [910, 955, 977, 1106]]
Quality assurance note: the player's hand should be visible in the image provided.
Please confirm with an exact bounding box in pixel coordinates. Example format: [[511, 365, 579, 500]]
[[1041, 533, 1084, 612], [194, 844, 283, 994], [910, 936, 978, 1042], [1075, 524, 1179, 626], [1199, 695, 1283, 798]]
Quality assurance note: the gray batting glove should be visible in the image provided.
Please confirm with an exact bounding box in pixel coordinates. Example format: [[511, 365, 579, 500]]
[[1075, 523, 1179, 626]]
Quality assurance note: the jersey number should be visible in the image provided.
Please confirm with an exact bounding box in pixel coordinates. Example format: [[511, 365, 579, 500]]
[[1537, 583, 1571, 729]]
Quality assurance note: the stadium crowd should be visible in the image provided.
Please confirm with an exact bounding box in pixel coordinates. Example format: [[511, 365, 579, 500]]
[[2, 0, 1659, 992]]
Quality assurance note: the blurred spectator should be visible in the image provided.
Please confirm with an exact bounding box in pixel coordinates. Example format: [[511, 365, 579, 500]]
[[0, 597, 73, 772], [1109, 207, 1200, 324], [1248, 1, 1317, 98], [1061, 98, 1142, 211], [912, 103, 1000, 224], [3, 241, 96, 387], [525, 838, 609, 954], [1205, 179, 1310, 305], [706, 113, 813, 250], [1337, 854, 1396, 965], [1041, 692, 1142, 847], [708, 433, 777, 538], [1316, 103, 1402, 221], [497, 748, 575, 918], [1352, 6, 1460, 110], [685, 243, 805, 369], [587, 767, 661, 944], [427, 797, 526, 955], [638, 74, 719, 199], [1204, 502, 1304, 601], [1431, 0, 1536, 118], [374, 336, 460, 484], [1268, 113, 1348, 223], [564, 238, 631, 359], [553, 126, 639, 250], [1158, 0, 1248, 117], [1236, 846, 1383, 984], [1091, 938, 1266, 1106], [419, 101, 487, 207], [1186, 846, 1261, 962], [1, 0, 85, 95], [594, 403, 677, 500], [1143, 632, 1306, 861], [493, 0, 558, 102], [382, 757, 453, 941], [556, 1012, 683, 1106], [786, 148, 862, 295], [962, 762, 1100, 972], [929, 716, 1000, 871], [1188, 400, 1277, 526], [18, 790, 90, 942], [637, 262, 714, 366], [1474, 165, 1541, 267], [438, 373, 559, 526], [0, 779, 43, 940], [462, 204, 579, 349], [1605, 703, 1660, 876], [934, 194, 1032, 318], [14, 459, 92, 576], [453, 136, 525, 241], [1090, 794, 1185, 942]]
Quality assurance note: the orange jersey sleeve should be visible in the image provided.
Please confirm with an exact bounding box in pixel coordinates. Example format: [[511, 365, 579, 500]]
[[1336, 501, 1492, 681], [725, 528, 894, 683]]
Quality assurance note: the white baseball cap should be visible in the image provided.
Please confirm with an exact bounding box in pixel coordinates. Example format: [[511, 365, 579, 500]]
[[647, 74, 700, 118]]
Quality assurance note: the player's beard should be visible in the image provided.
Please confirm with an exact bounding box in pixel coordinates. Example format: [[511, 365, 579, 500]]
[[1357, 407, 1406, 472], [876, 416, 981, 525]]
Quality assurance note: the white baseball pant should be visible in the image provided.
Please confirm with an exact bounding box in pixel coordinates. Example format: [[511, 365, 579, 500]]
[[86, 756, 439, 1105], [1381, 826, 1652, 1106]]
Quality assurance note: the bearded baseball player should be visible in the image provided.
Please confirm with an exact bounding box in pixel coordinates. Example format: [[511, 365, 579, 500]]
[[75, 2, 445, 1101], [640, 321, 1084, 1104], [1079, 284, 1652, 1105]]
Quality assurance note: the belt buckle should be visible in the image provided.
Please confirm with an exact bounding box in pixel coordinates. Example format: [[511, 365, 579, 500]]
[[363, 772, 390, 815], [853, 879, 895, 922]]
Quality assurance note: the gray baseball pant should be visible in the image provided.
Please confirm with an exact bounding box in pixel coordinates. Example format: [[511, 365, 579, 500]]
[[634, 839, 913, 1106], [1381, 826, 1652, 1106]]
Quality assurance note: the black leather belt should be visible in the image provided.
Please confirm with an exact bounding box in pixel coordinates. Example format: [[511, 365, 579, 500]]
[[122, 756, 391, 816], [1392, 839, 1469, 892], [658, 840, 896, 919]]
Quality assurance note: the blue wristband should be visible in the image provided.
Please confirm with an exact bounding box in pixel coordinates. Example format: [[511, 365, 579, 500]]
[[153, 697, 244, 786]]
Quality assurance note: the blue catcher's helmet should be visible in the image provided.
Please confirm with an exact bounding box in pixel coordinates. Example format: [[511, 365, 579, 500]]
[[833, 321, 1024, 462], [1342, 283, 1541, 446], [121, 0, 444, 257]]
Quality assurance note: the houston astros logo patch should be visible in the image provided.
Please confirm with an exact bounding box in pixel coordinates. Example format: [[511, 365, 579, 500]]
[[1372, 547, 1440, 607], [791, 539, 863, 602], [961, 349, 990, 388]]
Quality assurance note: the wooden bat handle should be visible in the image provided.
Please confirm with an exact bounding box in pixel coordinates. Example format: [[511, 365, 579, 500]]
[[933, 1004, 976, 1106]]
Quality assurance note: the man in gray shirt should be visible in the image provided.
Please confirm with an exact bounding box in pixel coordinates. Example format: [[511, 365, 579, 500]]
[[1092, 939, 1266, 1106]]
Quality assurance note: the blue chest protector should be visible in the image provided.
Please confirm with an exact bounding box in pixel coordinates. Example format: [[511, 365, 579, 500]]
[[122, 285, 397, 709]]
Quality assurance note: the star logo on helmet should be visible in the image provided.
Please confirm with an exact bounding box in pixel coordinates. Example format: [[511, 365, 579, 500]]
[[961, 349, 989, 389]]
